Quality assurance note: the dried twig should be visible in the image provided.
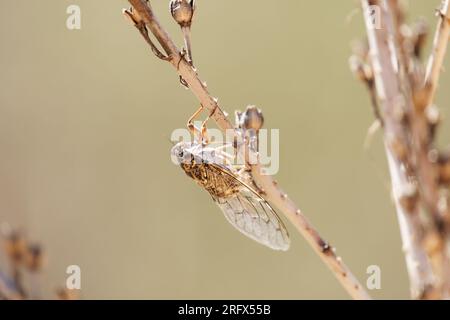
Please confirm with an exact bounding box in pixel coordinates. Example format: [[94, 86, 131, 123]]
[[126, 0, 371, 300], [424, 0, 450, 107]]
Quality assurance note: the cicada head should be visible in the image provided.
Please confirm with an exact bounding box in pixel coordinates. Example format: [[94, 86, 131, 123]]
[[171, 141, 219, 166]]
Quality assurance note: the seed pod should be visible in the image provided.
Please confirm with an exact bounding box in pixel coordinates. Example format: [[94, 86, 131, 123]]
[[170, 0, 195, 28], [170, 0, 196, 64], [240, 106, 264, 132]]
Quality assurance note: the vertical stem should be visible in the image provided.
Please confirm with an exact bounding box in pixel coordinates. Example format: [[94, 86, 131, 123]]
[[361, 0, 438, 298]]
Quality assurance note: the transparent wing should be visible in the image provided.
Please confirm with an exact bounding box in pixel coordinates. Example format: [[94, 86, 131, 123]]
[[211, 171, 290, 251]]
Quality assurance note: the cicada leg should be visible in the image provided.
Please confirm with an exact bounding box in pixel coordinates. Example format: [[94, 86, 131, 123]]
[[187, 104, 217, 145]]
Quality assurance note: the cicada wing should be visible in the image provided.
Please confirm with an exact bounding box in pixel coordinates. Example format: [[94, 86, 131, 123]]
[[214, 188, 290, 251]]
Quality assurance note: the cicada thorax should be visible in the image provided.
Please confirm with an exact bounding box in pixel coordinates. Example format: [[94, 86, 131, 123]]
[[180, 162, 242, 199]]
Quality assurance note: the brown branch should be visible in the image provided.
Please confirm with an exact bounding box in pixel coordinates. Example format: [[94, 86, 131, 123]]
[[128, 0, 232, 131], [127, 0, 371, 300], [249, 163, 371, 299]]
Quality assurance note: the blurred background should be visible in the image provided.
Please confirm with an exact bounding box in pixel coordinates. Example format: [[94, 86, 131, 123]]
[[0, 0, 448, 299]]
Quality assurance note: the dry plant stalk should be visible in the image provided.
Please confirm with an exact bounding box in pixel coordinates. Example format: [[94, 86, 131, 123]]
[[352, 0, 450, 299], [0, 225, 77, 300], [126, 0, 371, 299], [0, 226, 42, 299]]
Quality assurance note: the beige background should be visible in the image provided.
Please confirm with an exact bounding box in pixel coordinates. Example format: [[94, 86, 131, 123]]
[[0, 0, 449, 299]]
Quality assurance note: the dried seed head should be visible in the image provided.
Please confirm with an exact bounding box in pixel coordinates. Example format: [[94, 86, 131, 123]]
[[239, 105, 264, 132], [170, 0, 195, 28]]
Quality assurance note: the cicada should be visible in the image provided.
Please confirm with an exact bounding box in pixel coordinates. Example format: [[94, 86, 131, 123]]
[[171, 105, 290, 251]]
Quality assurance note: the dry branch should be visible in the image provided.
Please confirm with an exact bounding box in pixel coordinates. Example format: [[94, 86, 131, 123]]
[[126, 0, 371, 300], [358, 0, 450, 299]]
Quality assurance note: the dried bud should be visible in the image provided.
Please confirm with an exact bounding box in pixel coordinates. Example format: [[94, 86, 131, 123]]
[[24, 243, 44, 272], [438, 152, 450, 185], [399, 182, 419, 212], [412, 18, 429, 58], [425, 104, 440, 140], [170, 0, 195, 28], [389, 136, 408, 162], [349, 55, 373, 83], [239, 106, 264, 132], [425, 105, 440, 126]]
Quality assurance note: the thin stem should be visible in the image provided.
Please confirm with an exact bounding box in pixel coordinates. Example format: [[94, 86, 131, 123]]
[[182, 26, 193, 65], [424, 0, 450, 107], [128, 0, 232, 131], [250, 162, 371, 299], [127, 0, 371, 300]]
